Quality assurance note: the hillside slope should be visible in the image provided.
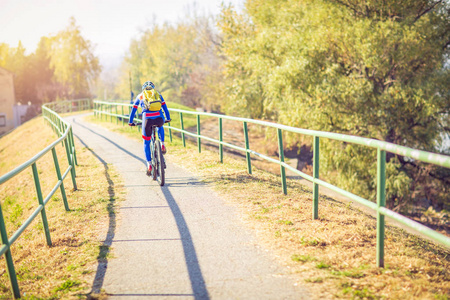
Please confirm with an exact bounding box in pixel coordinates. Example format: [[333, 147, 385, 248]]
[[0, 116, 125, 298]]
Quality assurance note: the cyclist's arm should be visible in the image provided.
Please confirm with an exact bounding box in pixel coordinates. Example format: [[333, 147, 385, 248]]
[[160, 94, 171, 121], [129, 97, 140, 124]]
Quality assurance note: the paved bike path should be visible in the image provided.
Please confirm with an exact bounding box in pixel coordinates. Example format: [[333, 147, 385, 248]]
[[69, 114, 309, 299]]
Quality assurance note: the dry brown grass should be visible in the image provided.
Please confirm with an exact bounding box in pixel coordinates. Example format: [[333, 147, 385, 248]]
[[87, 115, 450, 299], [0, 117, 125, 299], [168, 147, 449, 300]]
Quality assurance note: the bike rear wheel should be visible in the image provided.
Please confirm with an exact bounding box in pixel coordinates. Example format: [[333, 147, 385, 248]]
[[151, 143, 157, 181], [155, 140, 165, 186]]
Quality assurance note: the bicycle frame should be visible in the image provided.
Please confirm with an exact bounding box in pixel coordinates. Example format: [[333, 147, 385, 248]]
[[150, 125, 165, 186]]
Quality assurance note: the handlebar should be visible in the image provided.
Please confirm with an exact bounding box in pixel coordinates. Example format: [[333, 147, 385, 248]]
[[129, 120, 170, 126]]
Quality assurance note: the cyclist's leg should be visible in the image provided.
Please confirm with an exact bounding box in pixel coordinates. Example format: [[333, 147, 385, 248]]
[[142, 114, 152, 166], [143, 139, 151, 161], [158, 111, 166, 142], [156, 117, 165, 141], [153, 118, 166, 153], [158, 126, 165, 142]]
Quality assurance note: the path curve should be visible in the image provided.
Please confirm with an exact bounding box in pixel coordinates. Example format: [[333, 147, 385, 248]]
[[69, 114, 309, 299]]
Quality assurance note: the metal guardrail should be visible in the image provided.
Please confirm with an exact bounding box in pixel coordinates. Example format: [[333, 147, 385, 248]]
[[94, 100, 450, 268], [0, 99, 89, 298]]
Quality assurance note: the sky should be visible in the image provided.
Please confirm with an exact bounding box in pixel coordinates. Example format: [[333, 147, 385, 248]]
[[0, 0, 244, 67]]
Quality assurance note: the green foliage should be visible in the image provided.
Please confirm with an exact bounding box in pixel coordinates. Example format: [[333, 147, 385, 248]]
[[217, 0, 450, 208]]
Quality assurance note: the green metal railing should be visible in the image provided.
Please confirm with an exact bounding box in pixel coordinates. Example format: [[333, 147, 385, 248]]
[[94, 100, 450, 267], [46, 98, 92, 114], [0, 99, 88, 298]]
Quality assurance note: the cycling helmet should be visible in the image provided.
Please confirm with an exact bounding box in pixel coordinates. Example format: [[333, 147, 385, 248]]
[[142, 81, 155, 91]]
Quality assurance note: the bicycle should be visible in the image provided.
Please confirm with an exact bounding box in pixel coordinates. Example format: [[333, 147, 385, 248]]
[[131, 121, 168, 186]]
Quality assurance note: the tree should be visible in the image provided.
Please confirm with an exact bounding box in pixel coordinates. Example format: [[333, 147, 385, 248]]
[[218, 0, 450, 209], [31, 37, 58, 103], [116, 12, 223, 110], [48, 17, 101, 99]]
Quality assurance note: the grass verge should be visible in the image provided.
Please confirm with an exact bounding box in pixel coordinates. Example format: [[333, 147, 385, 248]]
[[0, 116, 125, 299], [88, 114, 449, 299]]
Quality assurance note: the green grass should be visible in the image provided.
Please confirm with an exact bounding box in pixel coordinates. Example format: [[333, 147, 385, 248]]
[[52, 279, 81, 293], [341, 283, 378, 300], [277, 219, 294, 225], [331, 269, 365, 279], [305, 277, 324, 283], [291, 254, 316, 263], [316, 262, 331, 269]]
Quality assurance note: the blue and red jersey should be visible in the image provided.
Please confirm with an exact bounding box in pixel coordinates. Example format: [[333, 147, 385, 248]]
[[129, 92, 171, 123]]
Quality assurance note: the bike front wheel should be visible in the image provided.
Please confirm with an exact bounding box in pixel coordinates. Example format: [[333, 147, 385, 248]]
[[155, 140, 165, 186]]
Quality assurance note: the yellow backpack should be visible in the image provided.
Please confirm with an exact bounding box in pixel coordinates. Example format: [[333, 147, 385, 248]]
[[142, 89, 162, 111]]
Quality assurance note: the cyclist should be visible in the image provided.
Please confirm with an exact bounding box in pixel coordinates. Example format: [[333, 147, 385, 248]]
[[128, 81, 171, 175]]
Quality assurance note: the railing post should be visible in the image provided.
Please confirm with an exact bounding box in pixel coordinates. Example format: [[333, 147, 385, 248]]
[[277, 129, 287, 195], [197, 115, 201, 153], [69, 127, 78, 167], [313, 136, 319, 220], [63, 125, 77, 190], [31, 163, 52, 246], [50, 113, 56, 135], [58, 117, 64, 147], [0, 205, 20, 298], [115, 104, 118, 125], [122, 106, 124, 126], [219, 118, 223, 163], [52, 148, 70, 211], [54, 116, 60, 137], [110, 104, 112, 123], [168, 122, 172, 142], [180, 112, 186, 147], [377, 148, 386, 268], [243, 121, 252, 174]]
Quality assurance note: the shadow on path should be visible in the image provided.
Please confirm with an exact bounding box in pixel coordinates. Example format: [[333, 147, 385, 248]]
[[161, 185, 210, 300], [74, 134, 117, 296]]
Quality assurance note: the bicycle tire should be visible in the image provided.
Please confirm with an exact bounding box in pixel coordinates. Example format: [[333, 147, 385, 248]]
[[155, 140, 165, 186], [151, 142, 157, 181]]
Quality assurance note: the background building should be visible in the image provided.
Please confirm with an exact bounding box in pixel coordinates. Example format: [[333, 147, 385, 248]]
[[0, 67, 37, 136], [0, 66, 16, 135]]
